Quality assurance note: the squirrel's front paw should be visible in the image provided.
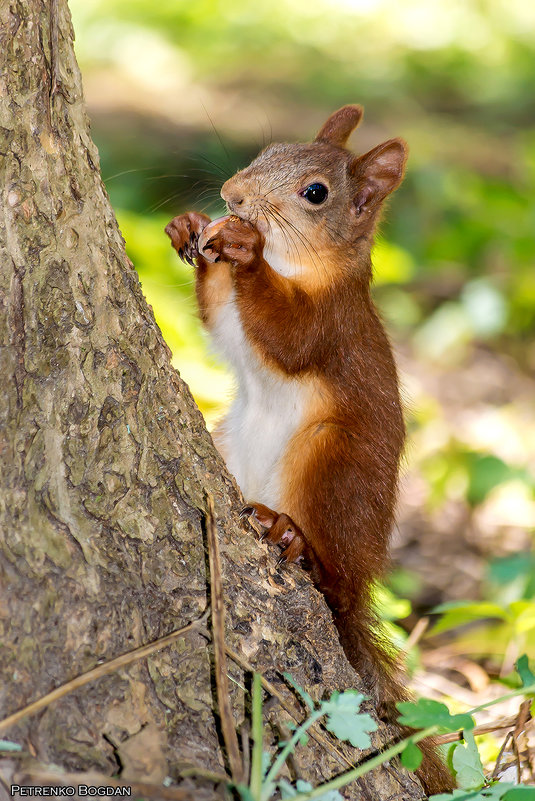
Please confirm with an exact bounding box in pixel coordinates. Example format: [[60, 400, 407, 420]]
[[241, 503, 307, 566], [165, 212, 211, 266], [202, 217, 264, 268]]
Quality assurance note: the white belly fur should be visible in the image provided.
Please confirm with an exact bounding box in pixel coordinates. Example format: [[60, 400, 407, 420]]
[[209, 291, 309, 509]]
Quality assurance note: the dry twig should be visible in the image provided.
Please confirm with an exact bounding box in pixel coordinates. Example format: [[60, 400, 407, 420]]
[[404, 617, 429, 651], [512, 699, 532, 782], [492, 700, 533, 782], [435, 715, 519, 745], [0, 614, 208, 736], [205, 493, 244, 785]]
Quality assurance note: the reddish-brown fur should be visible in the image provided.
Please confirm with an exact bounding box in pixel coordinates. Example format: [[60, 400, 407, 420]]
[[165, 106, 454, 794]]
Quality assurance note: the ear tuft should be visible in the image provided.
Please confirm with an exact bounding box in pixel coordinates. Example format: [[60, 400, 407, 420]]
[[315, 105, 364, 148], [351, 138, 408, 215]]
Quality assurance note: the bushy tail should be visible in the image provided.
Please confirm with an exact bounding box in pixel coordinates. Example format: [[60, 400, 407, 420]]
[[334, 607, 455, 797]]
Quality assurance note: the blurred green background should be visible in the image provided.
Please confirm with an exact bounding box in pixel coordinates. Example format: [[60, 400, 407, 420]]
[[70, 0, 535, 670]]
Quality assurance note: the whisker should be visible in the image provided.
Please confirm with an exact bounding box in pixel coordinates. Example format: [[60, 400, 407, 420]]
[[196, 187, 223, 202], [139, 277, 196, 289], [104, 166, 154, 182], [146, 173, 191, 181], [270, 206, 323, 266], [187, 153, 231, 180], [263, 202, 326, 282], [199, 201, 227, 217], [263, 206, 303, 277], [263, 205, 303, 274], [201, 103, 233, 169], [144, 176, 222, 215], [145, 191, 191, 214]]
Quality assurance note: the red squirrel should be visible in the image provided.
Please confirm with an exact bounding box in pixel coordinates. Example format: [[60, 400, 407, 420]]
[[166, 105, 453, 794]]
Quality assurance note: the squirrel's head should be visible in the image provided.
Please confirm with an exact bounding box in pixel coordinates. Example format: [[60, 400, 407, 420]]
[[221, 105, 407, 287]]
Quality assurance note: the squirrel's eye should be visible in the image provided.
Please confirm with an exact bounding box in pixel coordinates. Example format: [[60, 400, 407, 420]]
[[302, 183, 328, 204]]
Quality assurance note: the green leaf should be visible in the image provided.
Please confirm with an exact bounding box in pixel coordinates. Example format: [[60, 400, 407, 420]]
[[283, 672, 315, 710], [489, 553, 535, 587], [432, 601, 510, 618], [279, 779, 344, 800], [429, 792, 484, 801], [401, 741, 423, 771], [429, 784, 515, 800], [279, 779, 299, 799], [0, 740, 22, 752], [452, 731, 485, 790], [503, 790, 535, 800], [321, 691, 378, 749], [397, 698, 474, 733], [294, 780, 343, 801], [516, 654, 535, 688], [431, 602, 510, 635], [280, 730, 309, 748], [465, 453, 519, 506], [513, 603, 535, 635]]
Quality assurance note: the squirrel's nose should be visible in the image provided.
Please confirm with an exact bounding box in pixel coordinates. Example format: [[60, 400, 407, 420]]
[[221, 180, 244, 212]]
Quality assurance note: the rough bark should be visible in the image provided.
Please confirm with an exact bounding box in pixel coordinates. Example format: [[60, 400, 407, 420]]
[[0, 2, 425, 799]]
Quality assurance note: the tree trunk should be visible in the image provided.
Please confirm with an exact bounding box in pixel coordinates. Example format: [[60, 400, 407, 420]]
[[0, 2, 425, 799]]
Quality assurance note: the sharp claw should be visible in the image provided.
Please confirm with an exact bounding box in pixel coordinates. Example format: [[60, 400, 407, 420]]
[[178, 248, 184, 260], [184, 253, 195, 267], [240, 505, 255, 519], [276, 554, 287, 568]]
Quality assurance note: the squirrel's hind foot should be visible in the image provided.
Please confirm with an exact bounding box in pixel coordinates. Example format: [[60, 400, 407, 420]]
[[241, 503, 307, 566]]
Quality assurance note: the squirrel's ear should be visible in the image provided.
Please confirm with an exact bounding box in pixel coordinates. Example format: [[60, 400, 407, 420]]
[[315, 105, 364, 148], [350, 138, 407, 216]]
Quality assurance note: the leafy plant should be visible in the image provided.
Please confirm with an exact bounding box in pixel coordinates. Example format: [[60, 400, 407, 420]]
[[430, 786, 535, 800], [397, 697, 474, 732], [233, 657, 535, 801], [451, 731, 485, 790]]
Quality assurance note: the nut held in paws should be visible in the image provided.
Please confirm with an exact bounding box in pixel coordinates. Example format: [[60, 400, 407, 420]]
[[198, 215, 239, 262]]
